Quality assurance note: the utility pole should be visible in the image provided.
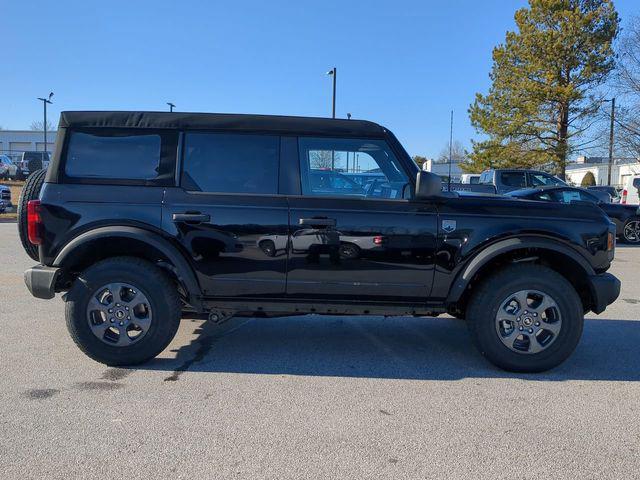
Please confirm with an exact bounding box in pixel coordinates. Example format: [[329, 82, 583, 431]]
[[37, 92, 54, 152], [327, 68, 336, 118], [448, 110, 454, 190], [167, 102, 175, 112], [607, 98, 615, 186]]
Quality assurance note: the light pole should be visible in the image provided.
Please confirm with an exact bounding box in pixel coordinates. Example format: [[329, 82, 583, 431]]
[[326, 68, 336, 118], [167, 102, 175, 112], [602, 98, 615, 186], [37, 92, 54, 152]]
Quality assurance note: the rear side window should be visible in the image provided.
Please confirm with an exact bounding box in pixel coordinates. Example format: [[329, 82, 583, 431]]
[[181, 133, 279, 194], [500, 172, 526, 188], [65, 131, 162, 180]]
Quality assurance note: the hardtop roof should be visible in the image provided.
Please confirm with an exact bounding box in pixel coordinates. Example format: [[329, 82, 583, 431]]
[[58, 111, 387, 137]]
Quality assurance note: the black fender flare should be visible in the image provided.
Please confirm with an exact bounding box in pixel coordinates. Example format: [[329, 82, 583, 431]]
[[446, 236, 595, 304], [53, 226, 203, 311]]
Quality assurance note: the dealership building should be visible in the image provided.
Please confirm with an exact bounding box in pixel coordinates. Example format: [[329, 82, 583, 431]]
[[565, 156, 640, 188], [0, 130, 57, 157]]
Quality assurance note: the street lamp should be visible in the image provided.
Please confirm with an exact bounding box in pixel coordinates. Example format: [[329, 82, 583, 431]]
[[326, 68, 336, 118], [36, 92, 54, 153], [602, 98, 615, 186], [167, 102, 175, 112]]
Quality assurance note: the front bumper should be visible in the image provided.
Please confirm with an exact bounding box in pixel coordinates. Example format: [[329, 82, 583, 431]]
[[587, 272, 620, 314], [24, 265, 61, 299]]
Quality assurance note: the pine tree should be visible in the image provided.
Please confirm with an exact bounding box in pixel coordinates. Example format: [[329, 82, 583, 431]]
[[467, 0, 619, 177]]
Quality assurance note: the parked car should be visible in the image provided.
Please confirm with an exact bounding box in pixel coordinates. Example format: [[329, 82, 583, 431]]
[[0, 184, 10, 212], [507, 185, 640, 243], [20, 111, 619, 373], [0, 155, 19, 180], [588, 185, 619, 203], [16, 151, 51, 179], [621, 175, 640, 205], [479, 168, 566, 194]]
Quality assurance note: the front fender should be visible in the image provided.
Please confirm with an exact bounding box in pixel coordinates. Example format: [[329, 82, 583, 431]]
[[446, 236, 595, 304]]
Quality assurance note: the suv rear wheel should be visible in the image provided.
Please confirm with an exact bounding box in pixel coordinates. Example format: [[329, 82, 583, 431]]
[[467, 264, 583, 372], [65, 256, 181, 366]]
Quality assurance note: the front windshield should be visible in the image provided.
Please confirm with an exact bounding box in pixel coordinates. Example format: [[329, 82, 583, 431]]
[[529, 172, 566, 187]]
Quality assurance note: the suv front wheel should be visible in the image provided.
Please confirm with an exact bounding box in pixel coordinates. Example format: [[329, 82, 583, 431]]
[[65, 257, 181, 366], [467, 264, 583, 372]]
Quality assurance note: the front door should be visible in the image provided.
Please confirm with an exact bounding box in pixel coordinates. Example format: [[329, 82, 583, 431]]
[[163, 132, 289, 298], [286, 136, 438, 302]]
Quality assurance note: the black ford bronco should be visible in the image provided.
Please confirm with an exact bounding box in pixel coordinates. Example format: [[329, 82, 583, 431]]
[[20, 111, 620, 372]]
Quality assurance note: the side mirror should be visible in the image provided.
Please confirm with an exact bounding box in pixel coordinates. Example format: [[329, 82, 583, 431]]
[[414, 171, 443, 200]]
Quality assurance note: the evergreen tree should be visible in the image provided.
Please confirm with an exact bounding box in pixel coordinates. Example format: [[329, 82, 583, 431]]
[[467, 0, 619, 177]]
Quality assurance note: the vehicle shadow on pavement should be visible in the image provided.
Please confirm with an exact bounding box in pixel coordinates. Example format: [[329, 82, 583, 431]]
[[141, 315, 640, 382]]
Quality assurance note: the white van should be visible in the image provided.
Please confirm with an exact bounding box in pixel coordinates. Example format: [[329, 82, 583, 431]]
[[621, 175, 640, 205]]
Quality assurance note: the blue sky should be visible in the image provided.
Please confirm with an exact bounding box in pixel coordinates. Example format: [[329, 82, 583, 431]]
[[2, 0, 637, 158]]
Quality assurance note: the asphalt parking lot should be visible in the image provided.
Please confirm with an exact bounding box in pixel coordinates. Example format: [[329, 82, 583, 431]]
[[0, 222, 639, 479]]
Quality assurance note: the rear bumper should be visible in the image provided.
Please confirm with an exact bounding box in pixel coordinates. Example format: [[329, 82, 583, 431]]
[[24, 265, 61, 299], [587, 272, 620, 314]]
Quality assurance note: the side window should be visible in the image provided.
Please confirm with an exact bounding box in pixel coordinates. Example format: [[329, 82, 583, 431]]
[[578, 191, 600, 203], [529, 172, 564, 187], [552, 189, 581, 203], [181, 133, 279, 194], [534, 192, 553, 201], [500, 172, 526, 188], [65, 131, 164, 180], [298, 137, 408, 199]]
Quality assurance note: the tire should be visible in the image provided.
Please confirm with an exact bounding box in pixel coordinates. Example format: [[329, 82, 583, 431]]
[[622, 217, 640, 244], [259, 240, 277, 257], [339, 243, 360, 259], [17, 168, 47, 261], [467, 264, 583, 373], [27, 158, 43, 173], [65, 256, 181, 366]]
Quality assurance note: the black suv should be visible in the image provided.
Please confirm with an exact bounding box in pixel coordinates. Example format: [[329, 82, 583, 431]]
[[21, 111, 620, 372]]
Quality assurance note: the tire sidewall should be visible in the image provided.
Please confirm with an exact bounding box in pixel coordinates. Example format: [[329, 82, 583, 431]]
[[66, 260, 179, 365], [471, 269, 583, 372]]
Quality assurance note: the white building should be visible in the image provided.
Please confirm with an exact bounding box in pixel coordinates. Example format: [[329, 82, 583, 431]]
[[565, 156, 640, 188], [0, 130, 57, 156], [421, 158, 463, 182]]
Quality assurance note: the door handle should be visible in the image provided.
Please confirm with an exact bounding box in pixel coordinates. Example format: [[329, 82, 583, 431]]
[[172, 212, 211, 224], [299, 217, 336, 227]]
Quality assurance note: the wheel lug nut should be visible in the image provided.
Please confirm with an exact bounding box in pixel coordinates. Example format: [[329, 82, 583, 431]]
[[108, 309, 113, 313], [127, 316, 130, 320], [524, 310, 528, 314], [533, 313, 538, 317], [528, 328, 534, 334], [110, 318, 114, 323], [519, 326, 523, 331], [119, 321, 124, 326], [125, 306, 129, 310], [535, 322, 540, 326]]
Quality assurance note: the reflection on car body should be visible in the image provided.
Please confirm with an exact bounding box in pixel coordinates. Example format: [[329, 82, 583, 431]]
[[257, 229, 387, 260]]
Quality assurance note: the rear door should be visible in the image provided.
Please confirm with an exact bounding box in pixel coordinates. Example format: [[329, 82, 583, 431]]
[[162, 132, 289, 298], [285, 136, 438, 302]]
